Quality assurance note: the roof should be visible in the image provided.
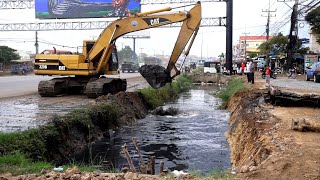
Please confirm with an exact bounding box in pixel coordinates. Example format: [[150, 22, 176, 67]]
[[239, 36, 271, 41]]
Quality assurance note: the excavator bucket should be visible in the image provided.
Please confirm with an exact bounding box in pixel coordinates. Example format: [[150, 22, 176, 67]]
[[139, 65, 172, 89]]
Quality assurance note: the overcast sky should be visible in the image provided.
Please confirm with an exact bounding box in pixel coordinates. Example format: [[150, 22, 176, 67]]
[[0, 0, 311, 58]]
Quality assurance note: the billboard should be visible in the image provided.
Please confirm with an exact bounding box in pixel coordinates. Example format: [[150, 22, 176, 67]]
[[35, 0, 141, 19]]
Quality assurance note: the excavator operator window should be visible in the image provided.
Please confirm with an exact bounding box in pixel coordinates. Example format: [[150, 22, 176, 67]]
[[86, 42, 95, 55], [108, 47, 119, 71]]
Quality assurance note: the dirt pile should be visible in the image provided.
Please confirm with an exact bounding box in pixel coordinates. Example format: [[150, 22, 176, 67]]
[[227, 80, 320, 179], [95, 92, 148, 126]]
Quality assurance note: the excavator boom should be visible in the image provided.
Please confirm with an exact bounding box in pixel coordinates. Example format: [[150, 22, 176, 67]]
[[139, 2, 201, 88], [88, 1, 201, 88], [34, 2, 201, 97]]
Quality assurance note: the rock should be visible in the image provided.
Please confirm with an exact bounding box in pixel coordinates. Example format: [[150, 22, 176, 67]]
[[124, 172, 139, 179], [152, 106, 179, 116], [80, 174, 91, 180], [240, 165, 249, 173]]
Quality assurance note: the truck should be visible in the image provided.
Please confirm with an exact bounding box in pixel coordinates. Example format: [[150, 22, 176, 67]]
[[121, 62, 140, 73], [34, 2, 202, 98]]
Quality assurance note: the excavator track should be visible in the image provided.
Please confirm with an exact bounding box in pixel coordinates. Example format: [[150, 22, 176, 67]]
[[38, 78, 67, 97], [85, 78, 127, 98]]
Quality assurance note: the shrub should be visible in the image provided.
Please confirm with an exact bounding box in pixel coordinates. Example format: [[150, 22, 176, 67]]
[[218, 77, 247, 107]]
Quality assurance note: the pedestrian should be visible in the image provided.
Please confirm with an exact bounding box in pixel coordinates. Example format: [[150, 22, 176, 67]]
[[232, 63, 237, 75], [265, 65, 271, 86], [241, 61, 245, 75], [244, 60, 251, 83], [249, 59, 255, 84]]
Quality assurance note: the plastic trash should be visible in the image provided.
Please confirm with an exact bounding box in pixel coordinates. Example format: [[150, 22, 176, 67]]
[[53, 166, 64, 172], [171, 170, 188, 180]]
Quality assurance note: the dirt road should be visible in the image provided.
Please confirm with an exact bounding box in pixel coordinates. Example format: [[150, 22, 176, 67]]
[[0, 73, 148, 132]]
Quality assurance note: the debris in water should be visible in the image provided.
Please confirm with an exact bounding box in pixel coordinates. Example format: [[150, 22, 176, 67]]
[[139, 65, 172, 89], [152, 106, 179, 116]]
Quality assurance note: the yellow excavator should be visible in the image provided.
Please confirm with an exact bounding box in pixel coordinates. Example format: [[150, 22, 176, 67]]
[[34, 1, 201, 98]]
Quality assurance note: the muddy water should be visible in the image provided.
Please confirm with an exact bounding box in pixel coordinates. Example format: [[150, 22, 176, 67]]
[[76, 87, 230, 174], [0, 95, 89, 132], [0, 75, 147, 133]]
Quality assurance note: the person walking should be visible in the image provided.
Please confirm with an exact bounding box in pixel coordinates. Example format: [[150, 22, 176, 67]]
[[249, 59, 255, 84], [265, 65, 271, 87], [244, 60, 251, 83], [241, 61, 245, 75]]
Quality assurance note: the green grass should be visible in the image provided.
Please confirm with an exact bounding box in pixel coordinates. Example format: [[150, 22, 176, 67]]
[[0, 152, 52, 175], [217, 77, 247, 107], [139, 74, 192, 109]]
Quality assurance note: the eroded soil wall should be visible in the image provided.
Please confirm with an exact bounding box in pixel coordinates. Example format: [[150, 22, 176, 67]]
[[226, 90, 279, 174]]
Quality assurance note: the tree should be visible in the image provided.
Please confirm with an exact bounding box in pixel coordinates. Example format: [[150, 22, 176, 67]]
[[258, 33, 287, 56], [305, 6, 320, 43], [218, 53, 224, 60], [117, 45, 137, 64], [0, 46, 20, 64]]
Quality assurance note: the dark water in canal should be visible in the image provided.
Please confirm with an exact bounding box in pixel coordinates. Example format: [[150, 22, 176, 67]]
[[75, 87, 230, 174]]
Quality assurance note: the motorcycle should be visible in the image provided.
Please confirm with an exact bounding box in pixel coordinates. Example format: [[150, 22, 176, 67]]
[[287, 68, 297, 79], [261, 69, 277, 79]]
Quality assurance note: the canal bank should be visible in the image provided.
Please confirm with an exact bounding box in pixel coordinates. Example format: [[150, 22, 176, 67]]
[[226, 76, 320, 180], [0, 74, 235, 179]]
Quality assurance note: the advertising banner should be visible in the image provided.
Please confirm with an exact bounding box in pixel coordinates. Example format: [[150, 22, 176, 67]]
[[304, 54, 319, 71], [35, 0, 141, 19]]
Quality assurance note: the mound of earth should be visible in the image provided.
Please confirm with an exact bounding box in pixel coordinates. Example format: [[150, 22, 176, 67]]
[[95, 91, 148, 126]]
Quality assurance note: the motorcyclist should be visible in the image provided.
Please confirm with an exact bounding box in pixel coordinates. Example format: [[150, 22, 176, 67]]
[[288, 64, 297, 78]]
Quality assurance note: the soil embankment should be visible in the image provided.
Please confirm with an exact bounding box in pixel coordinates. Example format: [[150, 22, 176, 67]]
[[227, 78, 320, 179]]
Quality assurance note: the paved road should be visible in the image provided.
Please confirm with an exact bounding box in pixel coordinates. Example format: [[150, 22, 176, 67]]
[[0, 73, 145, 99], [270, 74, 320, 94], [0, 75, 52, 99]]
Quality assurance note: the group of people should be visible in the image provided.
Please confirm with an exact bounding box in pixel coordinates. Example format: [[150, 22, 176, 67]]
[[233, 59, 255, 84]]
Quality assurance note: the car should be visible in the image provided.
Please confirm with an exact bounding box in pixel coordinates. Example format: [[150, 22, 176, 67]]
[[306, 62, 320, 83]]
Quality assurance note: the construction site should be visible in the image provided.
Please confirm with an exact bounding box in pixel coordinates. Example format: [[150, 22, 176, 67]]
[[0, 0, 320, 179]]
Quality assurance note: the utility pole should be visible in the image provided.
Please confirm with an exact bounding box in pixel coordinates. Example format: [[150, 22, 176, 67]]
[[287, 0, 299, 66], [226, 0, 233, 74], [262, 0, 276, 40], [133, 37, 136, 63], [242, 31, 250, 59], [35, 31, 39, 54], [90, 35, 97, 40], [278, 0, 299, 67], [201, 32, 203, 60]]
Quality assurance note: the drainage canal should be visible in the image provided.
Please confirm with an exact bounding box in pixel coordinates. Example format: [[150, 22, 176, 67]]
[[73, 87, 231, 174]]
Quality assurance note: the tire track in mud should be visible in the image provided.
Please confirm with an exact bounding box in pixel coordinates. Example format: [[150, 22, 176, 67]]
[[0, 74, 148, 132]]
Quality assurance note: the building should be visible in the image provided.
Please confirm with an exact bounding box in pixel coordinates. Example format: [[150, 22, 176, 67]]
[[309, 33, 320, 53], [236, 36, 271, 60]]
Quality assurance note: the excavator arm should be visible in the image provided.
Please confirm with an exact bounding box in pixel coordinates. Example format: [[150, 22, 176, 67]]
[[88, 1, 202, 88]]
